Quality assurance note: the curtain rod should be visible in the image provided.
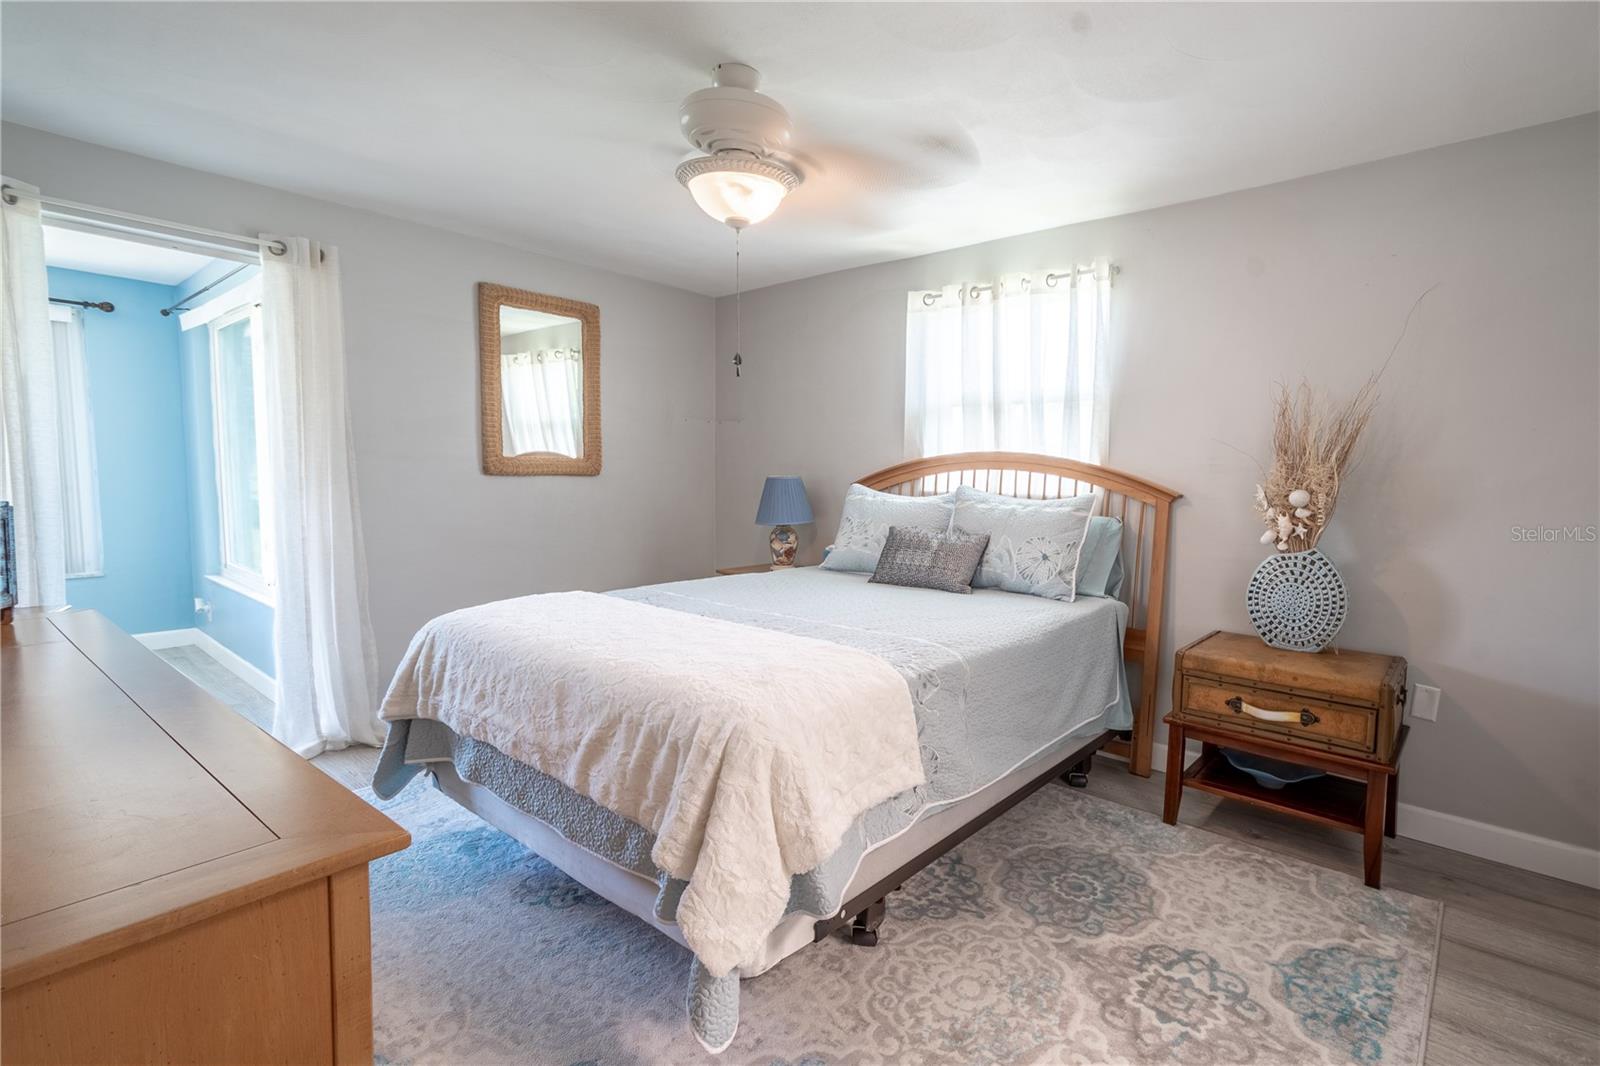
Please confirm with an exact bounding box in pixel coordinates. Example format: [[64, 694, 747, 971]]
[[160, 263, 252, 318], [920, 264, 1120, 306], [2, 184, 287, 257], [50, 296, 115, 313]]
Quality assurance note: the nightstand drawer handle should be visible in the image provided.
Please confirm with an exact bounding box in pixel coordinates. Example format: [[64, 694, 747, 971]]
[[1225, 696, 1319, 727]]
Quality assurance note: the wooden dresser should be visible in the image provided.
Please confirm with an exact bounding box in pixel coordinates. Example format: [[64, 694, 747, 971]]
[[1, 610, 410, 1065], [1164, 630, 1408, 887]]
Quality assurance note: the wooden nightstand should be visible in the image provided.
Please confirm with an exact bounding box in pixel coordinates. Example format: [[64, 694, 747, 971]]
[[1163, 630, 1409, 888], [713, 563, 814, 576]]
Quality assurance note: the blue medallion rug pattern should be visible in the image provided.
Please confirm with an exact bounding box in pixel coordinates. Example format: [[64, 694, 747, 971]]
[[365, 782, 1439, 1065]]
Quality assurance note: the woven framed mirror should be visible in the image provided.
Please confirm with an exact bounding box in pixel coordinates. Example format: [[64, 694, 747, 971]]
[[478, 282, 601, 476]]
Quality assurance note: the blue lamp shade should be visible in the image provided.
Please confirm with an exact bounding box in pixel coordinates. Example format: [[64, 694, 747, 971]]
[[755, 476, 813, 526]]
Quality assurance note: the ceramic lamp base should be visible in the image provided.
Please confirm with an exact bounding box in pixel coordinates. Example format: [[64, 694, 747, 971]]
[[769, 525, 798, 566]]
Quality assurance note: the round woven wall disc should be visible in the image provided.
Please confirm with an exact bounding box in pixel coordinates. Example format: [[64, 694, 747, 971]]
[[1246, 549, 1347, 652]]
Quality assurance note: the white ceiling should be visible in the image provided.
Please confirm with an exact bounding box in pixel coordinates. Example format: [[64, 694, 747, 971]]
[[5, 3, 1596, 296], [43, 224, 219, 285]]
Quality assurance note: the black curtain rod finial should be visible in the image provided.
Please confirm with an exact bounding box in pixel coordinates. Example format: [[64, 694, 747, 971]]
[[48, 297, 115, 313]]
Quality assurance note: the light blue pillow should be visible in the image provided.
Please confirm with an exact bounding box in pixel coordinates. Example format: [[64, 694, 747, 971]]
[[1076, 517, 1124, 599], [820, 484, 956, 574], [951, 485, 1097, 601]]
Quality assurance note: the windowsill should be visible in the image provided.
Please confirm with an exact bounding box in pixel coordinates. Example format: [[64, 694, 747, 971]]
[[205, 572, 276, 608], [66, 570, 105, 580]]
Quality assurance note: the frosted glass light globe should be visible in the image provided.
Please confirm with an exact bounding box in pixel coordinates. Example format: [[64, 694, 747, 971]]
[[676, 154, 799, 229], [685, 170, 786, 228]]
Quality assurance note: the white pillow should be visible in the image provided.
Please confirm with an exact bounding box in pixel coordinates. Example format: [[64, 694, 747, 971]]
[[951, 484, 1099, 601], [820, 484, 956, 574]]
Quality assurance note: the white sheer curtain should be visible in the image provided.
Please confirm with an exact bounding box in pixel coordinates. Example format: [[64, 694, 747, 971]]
[[0, 180, 66, 607], [49, 305, 103, 577], [905, 264, 1112, 462], [501, 348, 583, 456], [261, 236, 382, 755]]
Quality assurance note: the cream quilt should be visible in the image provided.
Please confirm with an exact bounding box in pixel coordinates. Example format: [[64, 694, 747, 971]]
[[378, 590, 923, 976]]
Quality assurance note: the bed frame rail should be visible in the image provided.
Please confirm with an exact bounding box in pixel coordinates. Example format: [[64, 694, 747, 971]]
[[813, 730, 1112, 944]]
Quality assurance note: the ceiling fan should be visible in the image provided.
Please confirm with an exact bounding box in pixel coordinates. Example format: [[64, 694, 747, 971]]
[[673, 63, 979, 375], [672, 61, 981, 230], [674, 62, 801, 229]]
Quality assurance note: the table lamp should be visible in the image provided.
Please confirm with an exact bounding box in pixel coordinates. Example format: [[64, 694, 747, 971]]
[[755, 476, 813, 566]]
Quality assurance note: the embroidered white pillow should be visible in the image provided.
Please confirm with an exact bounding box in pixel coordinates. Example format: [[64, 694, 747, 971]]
[[951, 484, 1099, 601], [820, 484, 956, 574]]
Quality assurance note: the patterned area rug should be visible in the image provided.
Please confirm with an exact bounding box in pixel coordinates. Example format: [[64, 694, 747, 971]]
[[365, 780, 1440, 1065]]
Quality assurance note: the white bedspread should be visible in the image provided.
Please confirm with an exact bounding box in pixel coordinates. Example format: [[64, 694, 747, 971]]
[[377, 590, 923, 976]]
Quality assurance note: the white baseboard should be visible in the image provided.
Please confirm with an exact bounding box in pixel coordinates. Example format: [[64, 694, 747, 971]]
[[134, 627, 276, 700], [132, 627, 204, 650], [1105, 738, 1599, 890], [1392, 803, 1600, 890]]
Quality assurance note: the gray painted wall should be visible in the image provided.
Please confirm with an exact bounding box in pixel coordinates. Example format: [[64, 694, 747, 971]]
[[8, 116, 1595, 852], [4, 123, 717, 679], [713, 115, 1600, 850]]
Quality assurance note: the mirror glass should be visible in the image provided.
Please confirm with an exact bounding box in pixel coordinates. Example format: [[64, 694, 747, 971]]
[[498, 305, 585, 459]]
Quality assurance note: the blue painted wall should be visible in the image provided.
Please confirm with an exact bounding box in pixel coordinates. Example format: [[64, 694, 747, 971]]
[[174, 261, 276, 677], [50, 262, 275, 679], [50, 268, 196, 634]]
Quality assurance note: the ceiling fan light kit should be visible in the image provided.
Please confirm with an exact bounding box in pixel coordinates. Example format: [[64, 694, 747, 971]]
[[676, 62, 801, 229], [675, 153, 798, 230]]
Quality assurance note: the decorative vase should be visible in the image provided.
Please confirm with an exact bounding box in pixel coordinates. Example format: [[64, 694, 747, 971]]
[[1245, 548, 1347, 652], [769, 524, 798, 566]]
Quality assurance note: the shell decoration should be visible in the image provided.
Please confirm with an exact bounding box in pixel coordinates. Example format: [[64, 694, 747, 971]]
[[1255, 485, 1327, 553], [1275, 513, 1293, 551]]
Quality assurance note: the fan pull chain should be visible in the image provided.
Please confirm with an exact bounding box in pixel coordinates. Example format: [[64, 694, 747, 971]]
[[733, 227, 743, 377]]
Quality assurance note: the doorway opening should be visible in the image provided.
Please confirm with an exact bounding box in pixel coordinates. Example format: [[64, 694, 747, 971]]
[[44, 223, 274, 730]]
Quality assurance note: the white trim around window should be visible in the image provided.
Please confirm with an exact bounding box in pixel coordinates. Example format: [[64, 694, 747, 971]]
[[207, 302, 276, 603]]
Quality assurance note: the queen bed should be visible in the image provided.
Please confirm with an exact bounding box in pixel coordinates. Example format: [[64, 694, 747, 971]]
[[373, 452, 1179, 1051]]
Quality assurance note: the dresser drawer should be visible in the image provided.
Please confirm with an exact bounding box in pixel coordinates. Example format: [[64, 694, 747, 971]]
[[1183, 677, 1376, 755]]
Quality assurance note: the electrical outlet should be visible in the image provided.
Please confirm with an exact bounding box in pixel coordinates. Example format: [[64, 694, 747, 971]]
[[1410, 684, 1440, 722], [194, 597, 213, 622]]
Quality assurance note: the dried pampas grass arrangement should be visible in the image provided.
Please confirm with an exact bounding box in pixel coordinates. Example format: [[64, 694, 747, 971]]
[[1247, 283, 1433, 555], [1253, 377, 1379, 553]]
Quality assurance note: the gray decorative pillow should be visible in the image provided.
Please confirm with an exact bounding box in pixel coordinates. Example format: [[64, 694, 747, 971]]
[[819, 484, 956, 574], [869, 526, 991, 594], [951, 484, 1098, 601]]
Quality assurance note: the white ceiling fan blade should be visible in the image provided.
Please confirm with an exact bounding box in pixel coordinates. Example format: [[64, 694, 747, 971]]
[[780, 91, 981, 193], [789, 124, 981, 196]]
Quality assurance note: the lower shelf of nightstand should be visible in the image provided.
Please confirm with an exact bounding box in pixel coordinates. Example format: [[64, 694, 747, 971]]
[[1183, 748, 1366, 833]]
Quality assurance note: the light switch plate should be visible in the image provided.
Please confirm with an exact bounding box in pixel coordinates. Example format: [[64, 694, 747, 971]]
[[1411, 684, 1440, 722]]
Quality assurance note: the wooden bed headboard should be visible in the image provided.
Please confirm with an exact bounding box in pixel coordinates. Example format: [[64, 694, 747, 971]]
[[856, 451, 1181, 777]]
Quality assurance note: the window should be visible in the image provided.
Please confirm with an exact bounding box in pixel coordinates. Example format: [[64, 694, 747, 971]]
[[209, 303, 274, 597], [48, 305, 103, 577], [905, 266, 1112, 462]]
